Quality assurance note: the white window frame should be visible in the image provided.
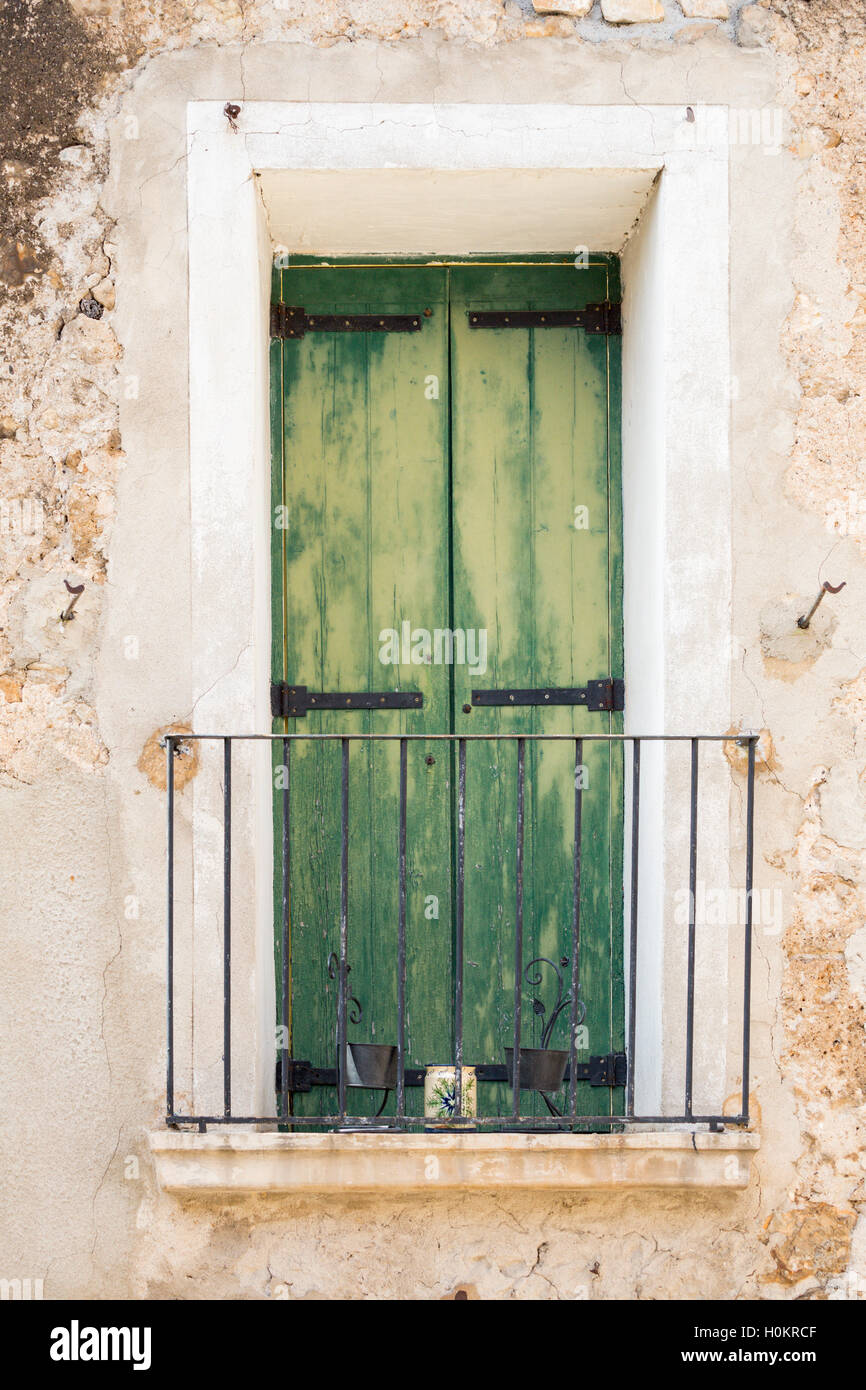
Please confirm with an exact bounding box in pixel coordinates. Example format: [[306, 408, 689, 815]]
[[185, 101, 731, 1121]]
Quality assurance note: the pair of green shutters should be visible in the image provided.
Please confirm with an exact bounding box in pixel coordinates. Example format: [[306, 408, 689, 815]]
[[270, 258, 624, 1123]]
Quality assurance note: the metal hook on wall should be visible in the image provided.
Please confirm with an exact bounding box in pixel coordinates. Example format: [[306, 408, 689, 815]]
[[797, 579, 846, 629], [60, 579, 84, 623]]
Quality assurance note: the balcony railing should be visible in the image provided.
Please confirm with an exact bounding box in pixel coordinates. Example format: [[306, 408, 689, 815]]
[[163, 732, 757, 1132]]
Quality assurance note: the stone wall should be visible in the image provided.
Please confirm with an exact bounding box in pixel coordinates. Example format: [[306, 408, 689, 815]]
[[1, 0, 865, 1299]]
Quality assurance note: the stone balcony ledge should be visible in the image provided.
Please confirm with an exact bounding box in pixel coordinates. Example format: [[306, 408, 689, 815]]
[[149, 1128, 760, 1194]]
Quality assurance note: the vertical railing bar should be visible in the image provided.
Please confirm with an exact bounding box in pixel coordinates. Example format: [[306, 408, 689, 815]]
[[513, 737, 526, 1121], [570, 737, 583, 1124], [455, 738, 466, 1118], [338, 738, 349, 1121], [396, 738, 408, 1122], [223, 738, 232, 1119], [684, 737, 699, 1118], [280, 737, 290, 1123], [626, 739, 640, 1117], [741, 737, 756, 1121], [166, 737, 175, 1120]]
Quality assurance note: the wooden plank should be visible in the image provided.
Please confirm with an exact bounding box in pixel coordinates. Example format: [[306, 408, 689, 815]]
[[274, 267, 451, 1123], [449, 261, 622, 1124]]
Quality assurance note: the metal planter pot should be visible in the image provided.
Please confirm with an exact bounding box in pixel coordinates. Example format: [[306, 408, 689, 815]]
[[505, 1047, 569, 1093], [344, 1042, 398, 1090]]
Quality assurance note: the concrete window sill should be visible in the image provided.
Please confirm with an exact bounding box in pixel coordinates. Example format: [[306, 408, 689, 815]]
[[149, 1129, 760, 1194]]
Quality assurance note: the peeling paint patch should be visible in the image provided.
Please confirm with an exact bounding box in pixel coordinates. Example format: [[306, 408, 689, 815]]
[[724, 726, 778, 776], [138, 723, 199, 791], [764, 1203, 856, 1286]]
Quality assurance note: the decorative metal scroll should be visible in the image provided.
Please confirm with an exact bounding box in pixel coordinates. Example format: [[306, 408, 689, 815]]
[[525, 955, 586, 1049], [327, 951, 362, 1025]]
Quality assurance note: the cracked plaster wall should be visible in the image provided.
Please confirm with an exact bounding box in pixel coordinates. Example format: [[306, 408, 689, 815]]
[[1, 0, 865, 1300]]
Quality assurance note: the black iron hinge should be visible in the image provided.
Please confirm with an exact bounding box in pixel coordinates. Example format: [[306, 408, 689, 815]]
[[276, 1053, 627, 1092], [275, 1058, 315, 1093], [477, 1055, 627, 1087], [270, 682, 423, 719], [584, 301, 622, 336], [587, 1052, 628, 1087], [467, 302, 622, 336], [471, 679, 624, 714], [270, 304, 424, 340]]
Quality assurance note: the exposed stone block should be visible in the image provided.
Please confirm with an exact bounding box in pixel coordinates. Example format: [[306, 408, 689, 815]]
[[678, 0, 728, 18], [532, 0, 593, 16], [0, 674, 23, 704], [91, 278, 115, 310], [765, 1205, 857, 1286], [600, 0, 664, 21]]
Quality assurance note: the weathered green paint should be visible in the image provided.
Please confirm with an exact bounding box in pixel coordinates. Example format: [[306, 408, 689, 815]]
[[271, 258, 623, 1125], [450, 264, 623, 1122], [273, 267, 452, 1123]]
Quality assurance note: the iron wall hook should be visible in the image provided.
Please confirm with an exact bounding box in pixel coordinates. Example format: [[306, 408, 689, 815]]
[[60, 580, 84, 623], [797, 579, 846, 629]]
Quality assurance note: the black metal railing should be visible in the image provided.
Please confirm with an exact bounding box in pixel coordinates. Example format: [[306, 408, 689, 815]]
[[164, 732, 758, 1132]]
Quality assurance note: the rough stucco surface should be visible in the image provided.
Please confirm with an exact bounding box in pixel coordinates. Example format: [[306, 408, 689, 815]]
[[1, 0, 865, 1299]]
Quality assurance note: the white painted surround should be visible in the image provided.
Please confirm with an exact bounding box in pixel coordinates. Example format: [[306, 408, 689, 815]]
[[185, 102, 731, 1126]]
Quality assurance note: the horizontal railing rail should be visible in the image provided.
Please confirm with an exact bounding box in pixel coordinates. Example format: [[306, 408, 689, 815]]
[[164, 731, 758, 1133]]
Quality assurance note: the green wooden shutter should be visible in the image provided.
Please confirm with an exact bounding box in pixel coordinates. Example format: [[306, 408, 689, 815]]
[[271, 258, 623, 1125]]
